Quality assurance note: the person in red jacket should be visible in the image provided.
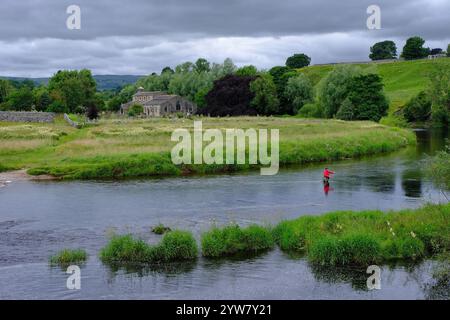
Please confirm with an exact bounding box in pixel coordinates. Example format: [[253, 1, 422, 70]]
[[323, 167, 335, 183]]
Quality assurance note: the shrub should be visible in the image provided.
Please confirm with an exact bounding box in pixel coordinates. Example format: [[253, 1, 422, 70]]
[[403, 91, 432, 122], [297, 102, 324, 118], [201, 224, 274, 257], [47, 101, 69, 113], [128, 104, 144, 117], [50, 249, 87, 265]]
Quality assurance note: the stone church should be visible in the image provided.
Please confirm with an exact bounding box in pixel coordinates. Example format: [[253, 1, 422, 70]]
[[120, 87, 197, 117]]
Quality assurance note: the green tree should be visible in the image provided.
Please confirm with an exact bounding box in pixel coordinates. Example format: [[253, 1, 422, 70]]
[[401, 36, 430, 60], [336, 74, 389, 122], [318, 65, 361, 118], [161, 66, 174, 74], [32, 86, 52, 111], [175, 62, 194, 74], [48, 69, 97, 113], [236, 65, 258, 76], [403, 91, 432, 122], [428, 65, 450, 126], [250, 73, 279, 115], [107, 96, 123, 112], [285, 53, 311, 69], [7, 87, 34, 111], [447, 44, 450, 57], [194, 58, 211, 73], [284, 74, 314, 113], [0, 79, 12, 104], [47, 101, 68, 113], [369, 40, 397, 60]]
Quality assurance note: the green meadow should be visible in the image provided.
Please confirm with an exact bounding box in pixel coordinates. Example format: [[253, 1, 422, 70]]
[[299, 58, 450, 111], [0, 116, 415, 179]]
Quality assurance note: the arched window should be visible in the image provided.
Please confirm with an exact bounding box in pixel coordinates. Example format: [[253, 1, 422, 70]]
[[176, 101, 181, 111]]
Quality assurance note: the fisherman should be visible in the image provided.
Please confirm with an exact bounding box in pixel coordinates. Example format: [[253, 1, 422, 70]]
[[323, 167, 335, 184]]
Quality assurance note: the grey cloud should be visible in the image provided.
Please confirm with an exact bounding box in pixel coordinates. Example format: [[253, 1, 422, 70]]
[[0, 0, 449, 77], [1, 0, 448, 40]]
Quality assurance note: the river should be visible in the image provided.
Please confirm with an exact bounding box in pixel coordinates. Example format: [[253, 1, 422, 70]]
[[0, 129, 448, 299]]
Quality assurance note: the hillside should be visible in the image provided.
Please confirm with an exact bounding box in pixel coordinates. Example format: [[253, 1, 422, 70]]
[[0, 75, 143, 91], [299, 58, 450, 110]]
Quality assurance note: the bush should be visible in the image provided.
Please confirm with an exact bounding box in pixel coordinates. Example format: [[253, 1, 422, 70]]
[[403, 91, 432, 122], [50, 249, 87, 265], [47, 101, 69, 113], [128, 104, 144, 117], [201, 224, 274, 257], [297, 102, 325, 118]]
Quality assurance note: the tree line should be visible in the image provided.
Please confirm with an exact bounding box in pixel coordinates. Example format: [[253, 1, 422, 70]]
[[369, 36, 449, 61], [1, 35, 448, 125]]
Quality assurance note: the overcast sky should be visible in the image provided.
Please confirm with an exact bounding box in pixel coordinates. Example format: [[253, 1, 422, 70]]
[[0, 0, 449, 77]]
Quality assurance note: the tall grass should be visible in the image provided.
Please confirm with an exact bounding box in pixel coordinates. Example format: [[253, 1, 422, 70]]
[[201, 224, 274, 258], [100, 230, 198, 263], [49, 249, 88, 265], [17, 118, 415, 179], [273, 203, 450, 266]]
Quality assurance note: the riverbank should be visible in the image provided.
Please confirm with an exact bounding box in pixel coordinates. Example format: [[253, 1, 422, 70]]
[[0, 117, 415, 179]]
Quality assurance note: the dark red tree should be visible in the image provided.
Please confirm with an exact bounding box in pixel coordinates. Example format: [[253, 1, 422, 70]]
[[202, 75, 257, 116]]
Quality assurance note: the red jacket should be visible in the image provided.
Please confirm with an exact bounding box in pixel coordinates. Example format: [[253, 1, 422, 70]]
[[323, 169, 334, 178]]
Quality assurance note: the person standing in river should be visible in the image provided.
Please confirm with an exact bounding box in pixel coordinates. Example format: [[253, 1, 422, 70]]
[[323, 167, 335, 184]]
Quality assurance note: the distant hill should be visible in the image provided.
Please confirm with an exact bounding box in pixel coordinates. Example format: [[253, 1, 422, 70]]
[[0, 75, 143, 91]]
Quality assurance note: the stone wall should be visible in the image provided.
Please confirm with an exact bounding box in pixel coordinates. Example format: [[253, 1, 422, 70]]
[[0, 111, 55, 123]]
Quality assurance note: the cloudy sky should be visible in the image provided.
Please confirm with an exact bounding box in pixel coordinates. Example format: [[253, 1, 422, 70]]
[[0, 0, 449, 77]]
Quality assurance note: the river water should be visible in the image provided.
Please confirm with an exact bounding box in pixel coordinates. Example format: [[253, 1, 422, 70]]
[[0, 129, 448, 299]]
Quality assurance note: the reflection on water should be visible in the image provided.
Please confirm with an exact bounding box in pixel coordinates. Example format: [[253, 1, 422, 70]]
[[0, 129, 448, 299]]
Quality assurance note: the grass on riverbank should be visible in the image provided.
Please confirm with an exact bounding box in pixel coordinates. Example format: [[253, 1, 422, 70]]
[[201, 224, 274, 258], [49, 249, 88, 265], [100, 230, 198, 263], [273, 203, 450, 266], [0, 117, 415, 179]]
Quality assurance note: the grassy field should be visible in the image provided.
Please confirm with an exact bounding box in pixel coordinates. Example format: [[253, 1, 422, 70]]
[[299, 58, 450, 111], [0, 116, 415, 179]]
